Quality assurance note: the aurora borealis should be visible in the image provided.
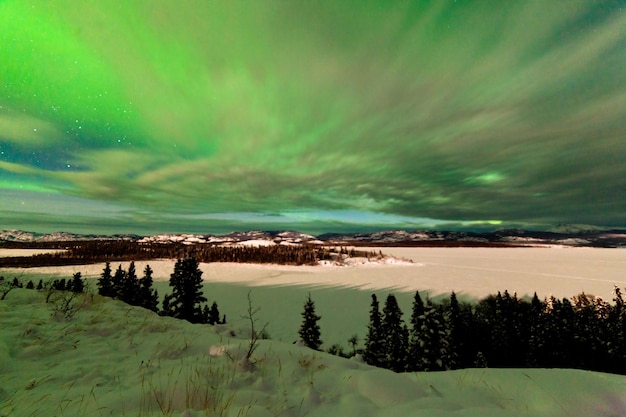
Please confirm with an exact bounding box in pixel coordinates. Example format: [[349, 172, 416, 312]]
[[1, 1, 625, 234]]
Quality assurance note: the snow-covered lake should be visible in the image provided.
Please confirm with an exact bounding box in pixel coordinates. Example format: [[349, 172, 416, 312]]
[[0, 249, 66, 258], [3, 247, 624, 347], [3, 247, 626, 416]]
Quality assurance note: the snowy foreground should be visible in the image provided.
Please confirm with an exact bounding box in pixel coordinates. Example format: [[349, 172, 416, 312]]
[[2, 247, 626, 416], [2, 288, 626, 417]]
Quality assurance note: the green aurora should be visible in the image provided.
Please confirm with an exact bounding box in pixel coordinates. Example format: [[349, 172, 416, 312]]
[[1, 1, 625, 234]]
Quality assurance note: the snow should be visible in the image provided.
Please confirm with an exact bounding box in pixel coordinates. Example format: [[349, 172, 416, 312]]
[[235, 239, 277, 247], [2, 247, 626, 345], [2, 287, 626, 416], [2, 247, 626, 415], [0, 249, 67, 258], [5, 246, 623, 298]]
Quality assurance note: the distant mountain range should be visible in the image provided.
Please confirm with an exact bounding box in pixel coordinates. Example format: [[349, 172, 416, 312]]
[[1, 227, 625, 248]]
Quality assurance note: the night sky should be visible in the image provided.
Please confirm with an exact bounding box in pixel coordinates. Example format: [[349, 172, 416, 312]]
[[1, 1, 625, 235]]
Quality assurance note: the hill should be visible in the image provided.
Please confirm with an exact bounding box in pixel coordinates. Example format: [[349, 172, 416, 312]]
[[2, 288, 625, 416]]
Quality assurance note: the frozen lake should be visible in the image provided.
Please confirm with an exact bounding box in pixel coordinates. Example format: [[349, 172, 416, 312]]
[[0, 249, 66, 258], [3, 246, 624, 346], [361, 246, 626, 300], [3, 247, 624, 300]]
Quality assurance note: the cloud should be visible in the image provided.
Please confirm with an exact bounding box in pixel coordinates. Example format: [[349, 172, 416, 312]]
[[0, 0, 625, 232], [0, 111, 64, 146]]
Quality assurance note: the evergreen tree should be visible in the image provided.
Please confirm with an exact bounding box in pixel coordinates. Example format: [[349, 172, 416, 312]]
[[381, 294, 409, 372], [364, 294, 385, 367], [489, 292, 508, 366], [112, 264, 126, 297], [97, 262, 115, 297], [166, 257, 207, 323], [408, 290, 426, 371], [36, 279, 43, 291], [138, 264, 159, 312], [460, 302, 480, 368], [540, 296, 574, 368], [445, 291, 462, 370], [526, 292, 547, 367], [417, 300, 450, 371], [70, 272, 84, 293], [160, 293, 174, 317], [209, 301, 221, 325], [474, 351, 488, 368], [26, 280, 34, 290], [571, 293, 609, 371], [488, 291, 526, 367], [120, 261, 140, 305], [298, 293, 322, 350], [202, 305, 211, 324], [497, 290, 528, 367], [609, 287, 626, 372]]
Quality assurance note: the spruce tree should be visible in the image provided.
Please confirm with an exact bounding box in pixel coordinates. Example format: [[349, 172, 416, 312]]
[[382, 294, 408, 372], [209, 301, 221, 325], [489, 290, 527, 367], [166, 257, 207, 323], [97, 262, 115, 297], [526, 292, 546, 367], [160, 293, 174, 317], [559, 297, 577, 367], [417, 300, 450, 371], [138, 264, 159, 312], [609, 287, 626, 372], [364, 294, 384, 367], [120, 261, 140, 305], [298, 293, 322, 350], [70, 272, 84, 293], [445, 291, 461, 370], [112, 264, 126, 298], [408, 290, 426, 371], [202, 305, 211, 324], [541, 296, 574, 368]]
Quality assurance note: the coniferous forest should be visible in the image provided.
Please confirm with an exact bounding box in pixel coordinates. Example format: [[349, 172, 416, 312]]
[[355, 288, 626, 375], [94, 257, 224, 325], [0, 241, 375, 267], [0, 257, 224, 325]]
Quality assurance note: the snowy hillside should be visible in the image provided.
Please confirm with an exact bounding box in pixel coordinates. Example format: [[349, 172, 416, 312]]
[[2, 288, 626, 417], [3, 227, 626, 247]]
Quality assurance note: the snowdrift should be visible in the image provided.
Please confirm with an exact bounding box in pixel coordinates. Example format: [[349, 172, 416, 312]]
[[2, 288, 626, 417]]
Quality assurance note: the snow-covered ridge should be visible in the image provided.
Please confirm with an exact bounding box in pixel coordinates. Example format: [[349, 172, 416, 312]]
[[137, 230, 321, 246], [0, 229, 139, 242], [2, 227, 625, 247]]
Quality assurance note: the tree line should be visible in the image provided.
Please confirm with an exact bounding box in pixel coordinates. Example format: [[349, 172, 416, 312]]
[[96, 258, 224, 325], [2, 256, 226, 326], [1, 273, 85, 298], [0, 241, 376, 268], [298, 288, 626, 375]]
